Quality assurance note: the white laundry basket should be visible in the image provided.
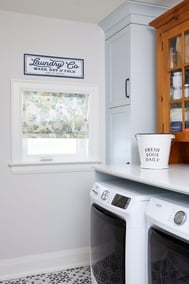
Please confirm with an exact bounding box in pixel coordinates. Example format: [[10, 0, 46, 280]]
[[135, 133, 175, 169]]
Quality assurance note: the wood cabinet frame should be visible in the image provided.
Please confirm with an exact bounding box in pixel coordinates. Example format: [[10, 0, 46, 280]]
[[150, 0, 189, 163]]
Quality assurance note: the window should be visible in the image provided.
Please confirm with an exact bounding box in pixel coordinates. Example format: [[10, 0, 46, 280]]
[[10, 80, 99, 169]]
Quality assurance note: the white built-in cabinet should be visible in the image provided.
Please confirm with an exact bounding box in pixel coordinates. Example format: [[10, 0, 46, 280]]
[[99, 1, 167, 165], [107, 27, 130, 107]]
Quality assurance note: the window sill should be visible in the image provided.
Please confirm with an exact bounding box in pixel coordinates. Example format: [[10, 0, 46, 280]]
[[8, 160, 101, 174]]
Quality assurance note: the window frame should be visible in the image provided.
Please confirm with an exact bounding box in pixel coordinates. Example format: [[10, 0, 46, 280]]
[[10, 79, 100, 173]]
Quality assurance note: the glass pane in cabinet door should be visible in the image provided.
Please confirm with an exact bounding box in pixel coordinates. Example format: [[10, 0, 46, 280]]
[[185, 101, 189, 132], [170, 71, 182, 100], [184, 67, 189, 98], [169, 35, 182, 68], [185, 31, 189, 63], [170, 102, 182, 132]]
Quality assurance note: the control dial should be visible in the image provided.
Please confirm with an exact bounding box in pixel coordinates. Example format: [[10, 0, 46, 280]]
[[101, 190, 110, 201], [174, 210, 187, 225]]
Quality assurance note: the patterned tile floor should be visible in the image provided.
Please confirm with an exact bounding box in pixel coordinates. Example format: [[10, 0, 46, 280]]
[[0, 266, 91, 284]]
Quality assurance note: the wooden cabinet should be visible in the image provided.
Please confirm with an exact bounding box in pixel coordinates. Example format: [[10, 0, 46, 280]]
[[150, 0, 189, 164], [100, 2, 166, 164]]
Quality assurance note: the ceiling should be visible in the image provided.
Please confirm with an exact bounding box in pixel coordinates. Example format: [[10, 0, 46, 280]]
[[0, 0, 183, 24]]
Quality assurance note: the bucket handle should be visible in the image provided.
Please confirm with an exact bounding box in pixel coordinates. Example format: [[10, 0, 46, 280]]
[[135, 133, 175, 141]]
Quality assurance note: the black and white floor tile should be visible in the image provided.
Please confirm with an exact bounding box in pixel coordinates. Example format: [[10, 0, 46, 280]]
[[0, 266, 91, 284]]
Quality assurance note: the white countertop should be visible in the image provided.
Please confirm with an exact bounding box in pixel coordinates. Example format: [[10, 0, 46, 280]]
[[95, 164, 189, 195]]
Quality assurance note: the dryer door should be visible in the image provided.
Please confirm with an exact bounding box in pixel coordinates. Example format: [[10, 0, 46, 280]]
[[148, 227, 189, 284], [90, 204, 126, 284]]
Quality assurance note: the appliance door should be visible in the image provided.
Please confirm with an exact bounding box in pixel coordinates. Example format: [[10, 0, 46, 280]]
[[90, 204, 126, 284], [148, 227, 189, 284]]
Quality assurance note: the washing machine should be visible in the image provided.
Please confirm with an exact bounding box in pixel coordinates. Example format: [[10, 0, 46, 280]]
[[90, 180, 166, 284], [146, 193, 189, 284]]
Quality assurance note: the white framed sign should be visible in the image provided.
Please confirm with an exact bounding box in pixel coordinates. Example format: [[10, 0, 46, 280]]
[[24, 54, 84, 79]]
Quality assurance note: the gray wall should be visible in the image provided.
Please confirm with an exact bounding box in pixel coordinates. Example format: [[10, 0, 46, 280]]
[[0, 9, 105, 268]]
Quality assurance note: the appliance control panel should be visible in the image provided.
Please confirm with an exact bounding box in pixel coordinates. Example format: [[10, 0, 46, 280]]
[[111, 194, 131, 209], [146, 196, 189, 237], [90, 182, 131, 209], [91, 183, 113, 204]]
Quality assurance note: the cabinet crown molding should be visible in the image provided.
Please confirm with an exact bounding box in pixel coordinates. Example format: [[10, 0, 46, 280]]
[[150, 0, 189, 32], [98, 1, 167, 39]]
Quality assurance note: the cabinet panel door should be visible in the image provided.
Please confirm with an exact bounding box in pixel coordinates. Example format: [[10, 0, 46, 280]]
[[161, 22, 189, 140], [106, 27, 130, 107], [106, 106, 131, 164]]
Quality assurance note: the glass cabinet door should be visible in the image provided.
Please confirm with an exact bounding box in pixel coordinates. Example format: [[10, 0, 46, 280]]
[[168, 30, 189, 136], [150, 1, 189, 163]]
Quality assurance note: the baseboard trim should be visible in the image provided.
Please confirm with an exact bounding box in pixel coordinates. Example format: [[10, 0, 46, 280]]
[[0, 247, 90, 281]]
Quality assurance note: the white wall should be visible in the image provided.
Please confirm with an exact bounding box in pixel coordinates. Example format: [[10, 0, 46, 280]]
[[0, 10, 105, 278]]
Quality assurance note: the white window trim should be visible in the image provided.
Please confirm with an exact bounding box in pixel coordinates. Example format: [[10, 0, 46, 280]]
[[8, 160, 101, 174], [9, 79, 100, 173]]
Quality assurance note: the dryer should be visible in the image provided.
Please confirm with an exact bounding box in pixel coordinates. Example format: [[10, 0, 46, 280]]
[[146, 193, 189, 284], [90, 180, 165, 284]]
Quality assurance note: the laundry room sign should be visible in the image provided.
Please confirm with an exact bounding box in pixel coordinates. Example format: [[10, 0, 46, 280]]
[[24, 54, 84, 79]]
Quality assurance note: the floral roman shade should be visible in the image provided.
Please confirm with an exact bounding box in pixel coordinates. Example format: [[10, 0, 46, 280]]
[[22, 91, 89, 138]]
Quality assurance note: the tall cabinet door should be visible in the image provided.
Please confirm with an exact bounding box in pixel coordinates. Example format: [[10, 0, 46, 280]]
[[106, 27, 130, 108], [106, 26, 131, 164], [106, 106, 131, 164]]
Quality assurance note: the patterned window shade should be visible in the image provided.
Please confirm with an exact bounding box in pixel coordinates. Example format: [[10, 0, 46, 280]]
[[22, 91, 89, 138]]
